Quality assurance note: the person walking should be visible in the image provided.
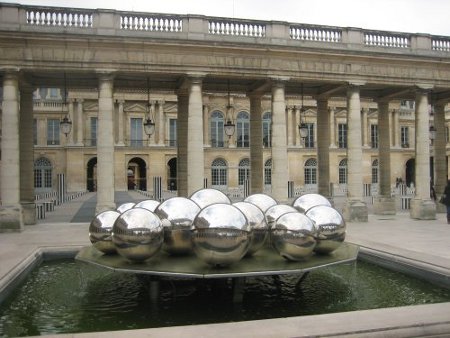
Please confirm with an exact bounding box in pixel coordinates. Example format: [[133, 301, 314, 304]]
[[443, 180, 450, 224]]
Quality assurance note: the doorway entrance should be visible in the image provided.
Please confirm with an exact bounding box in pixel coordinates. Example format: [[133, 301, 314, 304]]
[[127, 157, 147, 190]]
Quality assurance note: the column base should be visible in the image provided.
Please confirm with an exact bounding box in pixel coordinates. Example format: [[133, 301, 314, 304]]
[[436, 202, 446, 214], [342, 199, 368, 222], [95, 203, 116, 215], [21, 201, 36, 225], [373, 196, 396, 215], [410, 198, 436, 220], [0, 205, 24, 232]]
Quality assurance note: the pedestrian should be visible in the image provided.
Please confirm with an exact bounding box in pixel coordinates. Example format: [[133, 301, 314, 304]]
[[442, 180, 450, 224]]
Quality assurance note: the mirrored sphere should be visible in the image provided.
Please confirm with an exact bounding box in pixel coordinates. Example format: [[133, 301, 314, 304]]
[[112, 207, 164, 262], [306, 205, 346, 254], [233, 201, 268, 255], [265, 204, 298, 229], [272, 212, 317, 261], [292, 193, 332, 213], [191, 203, 251, 266], [244, 193, 277, 213], [154, 197, 201, 255], [134, 199, 160, 212], [189, 188, 231, 209], [116, 202, 136, 214], [89, 210, 121, 254]]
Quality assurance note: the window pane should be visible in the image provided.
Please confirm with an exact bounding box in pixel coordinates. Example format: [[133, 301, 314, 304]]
[[169, 119, 177, 146], [47, 119, 60, 145], [130, 118, 143, 147], [91, 117, 97, 146]]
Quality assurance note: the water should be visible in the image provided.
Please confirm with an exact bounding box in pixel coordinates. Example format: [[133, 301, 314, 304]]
[[0, 259, 449, 337]]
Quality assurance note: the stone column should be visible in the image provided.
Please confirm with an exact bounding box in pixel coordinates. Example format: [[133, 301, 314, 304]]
[[157, 100, 165, 145], [271, 79, 289, 202], [177, 90, 189, 197], [374, 100, 395, 215], [67, 99, 74, 145], [393, 109, 400, 148], [203, 104, 210, 147], [0, 71, 23, 231], [317, 98, 331, 199], [342, 83, 368, 222], [410, 87, 436, 219], [434, 102, 447, 212], [249, 93, 264, 194], [362, 108, 368, 147], [291, 106, 298, 146], [116, 100, 125, 146], [95, 73, 116, 213], [76, 98, 84, 146], [329, 107, 336, 148], [20, 82, 36, 225], [286, 106, 293, 146]]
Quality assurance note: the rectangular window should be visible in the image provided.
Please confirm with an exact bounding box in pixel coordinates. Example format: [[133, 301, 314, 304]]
[[169, 119, 177, 147], [401, 126, 409, 147], [34, 169, 42, 188], [304, 123, 315, 148], [238, 168, 250, 185], [130, 118, 143, 147], [304, 168, 317, 184], [90, 117, 97, 146], [47, 119, 60, 145], [371, 124, 378, 148], [264, 167, 272, 185], [33, 119, 37, 145], [339, 167, 347, 184], [44, 169, 52, 188], [338, 123, 347, 148], [212, 168, 227, 186]]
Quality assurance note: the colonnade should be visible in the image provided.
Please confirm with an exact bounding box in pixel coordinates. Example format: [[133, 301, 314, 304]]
[[0, 70, 444, 231]]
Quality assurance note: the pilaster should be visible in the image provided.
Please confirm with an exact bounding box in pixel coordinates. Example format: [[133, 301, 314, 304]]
[[76, 98, 84, 146], [317, 98, 332, 199], [434, 102, 447, 213], [249, 93, 264, 194]]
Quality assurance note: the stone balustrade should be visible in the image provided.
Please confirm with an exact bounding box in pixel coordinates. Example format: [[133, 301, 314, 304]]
[[0, 3, 448, 55]]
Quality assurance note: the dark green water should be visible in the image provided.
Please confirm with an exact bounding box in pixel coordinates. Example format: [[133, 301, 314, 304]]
[[1, 259, 449, 337]]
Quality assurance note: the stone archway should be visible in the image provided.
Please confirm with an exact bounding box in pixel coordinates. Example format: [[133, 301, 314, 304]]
[[405, 158, 415, 187], [86, 157, 97, 192], [128, 157, 147, 191], [167, 157, 177, 191]]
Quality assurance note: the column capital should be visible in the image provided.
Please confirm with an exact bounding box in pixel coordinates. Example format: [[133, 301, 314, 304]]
[[116, 99, 125, 105], [347, 80, 365, 88], [96, 70, 116, 82], [270, 76, 289, 88], [415, 83, 433, 92], [76, 98, 85, 103]]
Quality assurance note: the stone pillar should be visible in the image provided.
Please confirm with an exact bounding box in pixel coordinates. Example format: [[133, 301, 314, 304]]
[[95, 73, 116, 214], [374, 100, 396, 215], [177, 90, 189, 197], [20, 82, 36, 225], [116, 100, 125, 146], [291, 106, 298, 146], [329, 107, 336, 148], [317, 98, 332, 199], [362, 108, 368, 147], [157, 100, 165, 146], [286, 106, 293, 146], [342, 83, 368, 222], [0, 71, 23, 231], [410, 87, 436, 219], [76, 98, 84, 146], [203, 104, 210, 147], [271, 79, 289, 202], [393, 109, 400, 148], [67, 99, 74, 145], [249, 94, 264, 194], [434, 102, 447, 213]]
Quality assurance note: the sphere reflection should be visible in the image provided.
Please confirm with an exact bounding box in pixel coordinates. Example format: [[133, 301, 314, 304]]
[[89, 210, 121, 254], [134, 199, 160, 212], [116, 202, 136, 214], [244, 193, 277, 213], [189, 188, 231, 209], [292, 193, 331, 213]]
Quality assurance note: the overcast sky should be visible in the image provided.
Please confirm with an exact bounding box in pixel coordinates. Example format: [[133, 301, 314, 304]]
[[3, 0, 450, 36]]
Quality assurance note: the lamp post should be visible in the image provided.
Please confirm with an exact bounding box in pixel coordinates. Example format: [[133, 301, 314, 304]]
[[225, 79, 235, 138], [143, 77, 156, 137], [298, 83, 308, 139], [60, 72, 72, 137]]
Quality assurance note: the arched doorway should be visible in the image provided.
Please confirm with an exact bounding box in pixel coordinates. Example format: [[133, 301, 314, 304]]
[[86, 157, 97, 192], [128, 157, 147, 191], [167, 157, 177, 191], [405, 158, 415, 187]]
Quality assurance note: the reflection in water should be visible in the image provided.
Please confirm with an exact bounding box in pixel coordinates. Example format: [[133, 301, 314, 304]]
[[0, 259, 449, 337]]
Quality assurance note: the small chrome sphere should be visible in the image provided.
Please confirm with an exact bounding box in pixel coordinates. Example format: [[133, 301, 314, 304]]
[[134, 199, 160, 212], [233, 201, 268, 255], [191, 203, 251, 266], [89, 210, 121, 254], [189, 188, 231, 209], [244, 193, 277, 213], [265, 204, 298, 229], [154, 197, 201, 255], [292, 193, 332, 213], [306, 205, 346, 254], [272, 211, 317, 261], [116, 202, 135, 214], [112, 207, 164, 262]]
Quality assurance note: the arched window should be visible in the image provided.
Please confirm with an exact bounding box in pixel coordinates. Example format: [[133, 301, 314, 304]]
[[238, 158, 250, 186], [338, 158, 348, 184], [262, 112, 272, 148], [34, 157, 52, 191], [264, 158, 272, 185], [210, 111, 224, 148], [211, 158, 228, 187], [304, 158, 317, 184], [236, 111, 250, 148], [372, 159, 379, 184]]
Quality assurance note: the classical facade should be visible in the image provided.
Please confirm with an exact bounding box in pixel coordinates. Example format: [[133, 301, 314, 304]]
[[1, 3, 450, 231]]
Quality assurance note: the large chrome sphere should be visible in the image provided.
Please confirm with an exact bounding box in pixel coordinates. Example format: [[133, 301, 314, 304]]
[[292, 193, 332, 213], [112, 207, 164, 262], [89, 210, 121, 254], [271, 212, 317, 261], [154, 197, 201, 255], [116, 202, 135, 214], [244, 193, 277, 213], [233, 201, 268, 255], [189, 188, 231, 209], [306, 205, 346, 254], [191, 203, 251, 266], [134, 199, 160, 212], [265, 204, 298, 229]]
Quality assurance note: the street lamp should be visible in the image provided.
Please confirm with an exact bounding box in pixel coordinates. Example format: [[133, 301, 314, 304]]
[[60, 72, 72, 137], [429, 125, 436, 141], [143, 77, 155, 137], [298, 83, 308, 139], [224, 79, 235, 138]]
